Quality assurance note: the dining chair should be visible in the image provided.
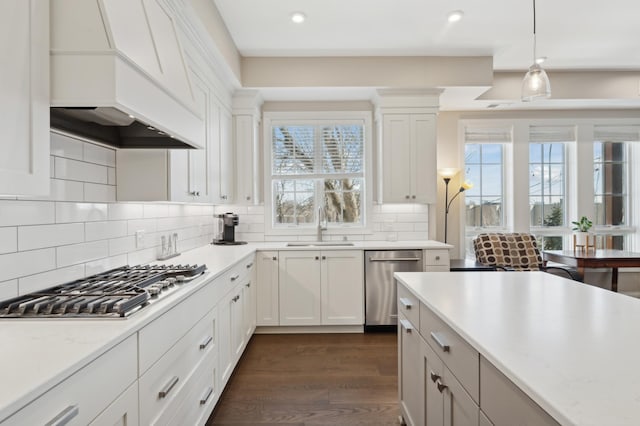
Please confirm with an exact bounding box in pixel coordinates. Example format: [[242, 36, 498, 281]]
[[472, 232, 582, 281]]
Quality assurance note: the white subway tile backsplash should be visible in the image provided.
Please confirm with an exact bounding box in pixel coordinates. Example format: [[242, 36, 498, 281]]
[[143, 204, 169, 218], [18, 223, 85, 251], [109, 236, 136, 256], [83, 142, 116, 167], [56, 202, 108, 223], [18, 264, 85, 294], [0, 227, 17, 254], [85, 221, 127, 241], [0, 200, 55, 226], [51, 132, 83, 160], [127, 218, 157, 235], [50, 179, 84, 202], [0, 249, 56, 282], [85, 254, 127, 276], [127, 248, 156, 266], [84, 183, 116, 202], [108, 203, 144, 220], [55, 157, 108, 184], [157, 217, 186, 231], [107, 167, 116, 185], [56, 240, 109, 267], [0, 280, 18, 300], [397, 213, 428, 223]]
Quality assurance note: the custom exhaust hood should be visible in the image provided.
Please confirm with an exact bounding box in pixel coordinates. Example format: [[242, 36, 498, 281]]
[[50, 0, 204, 149]]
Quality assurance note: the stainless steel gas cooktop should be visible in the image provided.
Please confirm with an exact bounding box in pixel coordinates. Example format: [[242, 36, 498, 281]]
[[0, 264, 206, 319]]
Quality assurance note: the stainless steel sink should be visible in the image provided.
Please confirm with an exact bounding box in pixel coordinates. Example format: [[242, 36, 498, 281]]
[[286, 241, 355, 247]]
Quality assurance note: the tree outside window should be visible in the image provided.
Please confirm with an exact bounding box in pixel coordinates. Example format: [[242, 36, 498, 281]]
[[271, 123, 365, 227]]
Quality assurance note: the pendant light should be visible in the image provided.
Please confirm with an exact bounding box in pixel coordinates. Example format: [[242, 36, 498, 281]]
[[521, 0, 551, 101]]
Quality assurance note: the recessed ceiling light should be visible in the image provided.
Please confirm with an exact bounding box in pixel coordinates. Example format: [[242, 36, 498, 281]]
[[447, 10, 464, 23], [291, 12, 306, 24], [535, 56, 547, 64]]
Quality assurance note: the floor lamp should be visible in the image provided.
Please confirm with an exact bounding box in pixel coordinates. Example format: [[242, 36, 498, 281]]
[[439, 169, 472, 244]]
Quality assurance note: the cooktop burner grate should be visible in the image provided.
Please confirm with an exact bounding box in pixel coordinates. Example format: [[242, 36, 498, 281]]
[[0, 264, 206, 319]]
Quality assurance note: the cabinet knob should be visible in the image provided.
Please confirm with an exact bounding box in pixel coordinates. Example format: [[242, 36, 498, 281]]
[[405, 195, 410, 199], [315, 256, 320, 260], [435, 256, 440, 260], [272, 256, 277, 261], [246, 196, 251, 200], [189, 190, 200, 196], [430, 371, 440, 383], [322, 255, 326, 260], [436, 380, 448, 393], [411, 195, 416, 199], [221, 195, 228, 200]]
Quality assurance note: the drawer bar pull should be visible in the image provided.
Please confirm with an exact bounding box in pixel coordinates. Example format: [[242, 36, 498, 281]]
[[45, 405, 79, 426], [430, 332, 450, 352], [199, 335, 213, 350], [399, 297, 413, 309], [436, 380, 448, 393], [399, 319, 413, 332], [429, 371, 440, 383], [369, 257, 421, 262], [246, 262, 254, 268], [159, 376, 179, 398], [200, 387, 214, 405], [230, 274, 240, 281]]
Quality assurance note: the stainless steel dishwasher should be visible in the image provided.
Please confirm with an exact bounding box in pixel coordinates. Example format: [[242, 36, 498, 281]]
[[364, 250, 423, 331]]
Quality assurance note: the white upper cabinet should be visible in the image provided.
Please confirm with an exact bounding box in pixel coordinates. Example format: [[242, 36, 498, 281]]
[[115, 71, 210, 202], [375, 89, 441, 204], [233, 91, 263, 205], [210, 99, 235, 204], [0, 0, 49, 196]]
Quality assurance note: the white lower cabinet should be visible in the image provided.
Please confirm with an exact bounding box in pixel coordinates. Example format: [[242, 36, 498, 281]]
[[278, 251, 322, 325], [256, 251, 280, 325], [139, 309, 216, 425], [398, 281, 559, 426], [89, 382, 139, 426], [398, 315, 423, 426], [278, 250, 364, 326], [3, 335, 137, 426], [218, 256, 255, 388]]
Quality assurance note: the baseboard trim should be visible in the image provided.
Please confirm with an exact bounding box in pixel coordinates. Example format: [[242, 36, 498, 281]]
[[255, 325, 364, 334]]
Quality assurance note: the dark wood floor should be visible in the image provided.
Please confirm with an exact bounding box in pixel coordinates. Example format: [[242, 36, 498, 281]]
[[206, 333, 399, 426]]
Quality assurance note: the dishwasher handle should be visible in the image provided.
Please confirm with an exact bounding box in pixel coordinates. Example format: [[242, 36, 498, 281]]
[[368, 257, 421, 262]]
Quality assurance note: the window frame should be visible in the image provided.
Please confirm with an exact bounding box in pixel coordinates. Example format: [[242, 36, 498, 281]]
[[459, 118, 640, 257], [263, 111, 373, 237]]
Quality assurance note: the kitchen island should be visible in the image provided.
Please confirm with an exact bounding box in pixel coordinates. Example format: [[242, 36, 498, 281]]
[[395, 271, 640, 426]]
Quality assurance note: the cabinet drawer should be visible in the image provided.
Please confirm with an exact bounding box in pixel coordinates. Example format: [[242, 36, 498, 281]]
[[424, 249, 449, 267], [89, 381, 138, 426], [4, 335, 137, 426], [397, 284, 419, 327], [480, 357, 560, 426], [167, 348, 218, 426], [139, 277, 216, 373], [139, 310, 215, 425], [420, 303, 479, 403]]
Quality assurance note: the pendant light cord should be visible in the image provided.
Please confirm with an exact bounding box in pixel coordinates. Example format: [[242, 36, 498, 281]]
[[532, 0, 537, 63]]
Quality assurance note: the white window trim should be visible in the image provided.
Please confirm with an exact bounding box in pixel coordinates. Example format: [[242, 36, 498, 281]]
[[263, 110, 373, 237], [460, 117, 640, 253]]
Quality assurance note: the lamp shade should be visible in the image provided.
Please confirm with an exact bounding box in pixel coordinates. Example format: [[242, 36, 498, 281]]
[[438, 168, 460, 179], [522, 62, 551, 102]]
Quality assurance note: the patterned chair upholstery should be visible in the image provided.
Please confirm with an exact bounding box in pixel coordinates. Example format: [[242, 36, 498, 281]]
[[473, 233, 581, 281]]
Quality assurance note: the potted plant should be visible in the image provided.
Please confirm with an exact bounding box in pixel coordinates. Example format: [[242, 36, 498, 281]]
[[571, 216, 593, 247]]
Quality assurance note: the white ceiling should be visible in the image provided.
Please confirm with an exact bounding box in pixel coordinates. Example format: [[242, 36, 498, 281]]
[[213, 0, 640, 107]]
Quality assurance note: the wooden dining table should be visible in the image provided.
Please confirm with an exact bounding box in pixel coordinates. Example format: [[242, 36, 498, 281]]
[[543, 249, 640, 292]]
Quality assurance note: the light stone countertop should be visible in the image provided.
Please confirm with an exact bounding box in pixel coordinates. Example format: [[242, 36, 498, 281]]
[[0, 240, 448, 422], [395, 271, 640, 426]]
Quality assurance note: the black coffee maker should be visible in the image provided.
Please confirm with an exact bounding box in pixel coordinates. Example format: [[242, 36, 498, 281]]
[[213, 212, 247, 245]]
